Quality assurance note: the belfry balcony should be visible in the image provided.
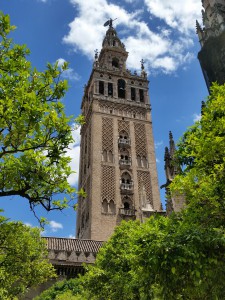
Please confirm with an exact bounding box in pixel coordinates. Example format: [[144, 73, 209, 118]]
[[118, 138, 130, 147], [119, 158, 131, 169], [119, 208, 136, 217], [120, 183, 133, 194]]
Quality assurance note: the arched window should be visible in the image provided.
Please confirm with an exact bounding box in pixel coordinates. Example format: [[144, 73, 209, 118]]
[[102, 150, 107, 162], [109, 200, 116, 214], [120, 149, 129, 161], [137, 155, 142, 167], [112, 57, 119, 68], [139, 89, 144, 102], [121, 172, 132, 185], [108, 82, 113, 96], [140, 186, 147, 208], [99, 81, 104, 95], [142, 156, 148, 168], [118, 131, 130, 147], [119, 131, 128, 140], [118, 79, 126, 99], [122, 196, 132, 211], [131, 87, 136, 101], [124, 202, 130, 210], [102, 199, 108, 213], [108, 151, 113, 163]]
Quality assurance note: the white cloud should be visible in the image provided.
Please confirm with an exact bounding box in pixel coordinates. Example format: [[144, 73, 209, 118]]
[[66, 124, 81, 186], [156, 158, 160, 163], [193, 113, 201, 122], [68, 234, 75, 239], [56, 58, 80, 81], [155, 140, 163, 149], [64, 0, 200, 74], [24, 222, 32, 227], [144, 0, 202, 34], [49, 220, 63, 232]]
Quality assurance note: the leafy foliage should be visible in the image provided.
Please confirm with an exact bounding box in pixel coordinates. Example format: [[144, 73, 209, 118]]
[[80, 84, 225, 299], [34, 278, 85, 300], [170, 83, 225, 227], [0, 214, 55, 299], [0, 12, 84, 213]]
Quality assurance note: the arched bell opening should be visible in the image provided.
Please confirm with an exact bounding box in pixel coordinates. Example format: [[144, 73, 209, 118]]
[[118, 79, 126, 99]]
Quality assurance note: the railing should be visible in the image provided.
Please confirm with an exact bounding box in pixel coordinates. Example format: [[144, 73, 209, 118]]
[[119, 208, 136, 216], [120, 183, 133, 191], [118, 138, 130, 147], [119, 158, 131, 166]]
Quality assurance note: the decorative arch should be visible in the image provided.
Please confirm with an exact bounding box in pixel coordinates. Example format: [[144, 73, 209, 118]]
[[118, 79, 126, 99], [122, 196, 132, 209], [112, 57, 119, 68], [109, 200, 116, 214], [121, 171, 132, 184], [102, 199, 108, 213], [119, 130, 129, 140], [120, 148, 129, 160]]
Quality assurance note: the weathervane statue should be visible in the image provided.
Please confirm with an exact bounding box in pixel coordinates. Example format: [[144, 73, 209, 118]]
[[103, 18, 117, 28]]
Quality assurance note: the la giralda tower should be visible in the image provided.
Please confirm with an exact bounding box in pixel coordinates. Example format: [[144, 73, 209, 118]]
[[76, 20, 162, 241]]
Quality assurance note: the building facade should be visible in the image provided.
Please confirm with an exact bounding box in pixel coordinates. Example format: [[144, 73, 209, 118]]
[[76, 22, 162, 241], [196, 0, 225, 91]]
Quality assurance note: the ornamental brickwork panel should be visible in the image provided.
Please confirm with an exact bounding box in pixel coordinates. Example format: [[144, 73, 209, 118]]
[[134, 123, 147, 157], [99, 102, 146, 120], [137, 170, 153, 205], [102, 117, 113, 152], [118, 120, 130, 135], [87, 126, 91, 168], [101, 165, 115, 202]]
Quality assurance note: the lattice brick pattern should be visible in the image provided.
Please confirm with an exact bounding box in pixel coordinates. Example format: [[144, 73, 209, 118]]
[[99, 102, 146, 120], [88, 126, 91, 167], [101, 165, 115, 202], [118, 120, 130, 135], [134, 123, 147, 156], [79, 137, 84, 186], [137, 170, 153, 205], [102, 117, 113, 151]]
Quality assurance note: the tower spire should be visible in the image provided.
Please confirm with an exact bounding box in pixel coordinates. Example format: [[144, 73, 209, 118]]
[[169, 131, 175, 158]]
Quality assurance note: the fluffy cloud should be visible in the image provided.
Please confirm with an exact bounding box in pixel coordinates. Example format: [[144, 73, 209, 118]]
[[144, 0, 202, 33], [193, 113, 201, 122], [66, 125, 81, 186], [56, 58, 80, 81], [49, 220, 63, 232], [154, 140, 163, 149], [63, 0, 201, 74]]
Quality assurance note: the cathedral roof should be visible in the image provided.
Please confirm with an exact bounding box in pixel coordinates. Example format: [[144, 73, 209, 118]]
[[45, 237, 103, 253]]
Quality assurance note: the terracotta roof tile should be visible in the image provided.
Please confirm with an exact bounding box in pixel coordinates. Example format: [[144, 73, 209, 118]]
[[44, 237, 103, 253]]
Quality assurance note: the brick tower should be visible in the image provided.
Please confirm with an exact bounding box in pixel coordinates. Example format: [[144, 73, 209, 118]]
[[76, 21, 162, 241], [196, 0, 225, 91]]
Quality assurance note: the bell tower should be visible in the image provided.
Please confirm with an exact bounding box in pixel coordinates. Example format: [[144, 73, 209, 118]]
[[196, 0, 225, 91], [76, 21, 162, 241]]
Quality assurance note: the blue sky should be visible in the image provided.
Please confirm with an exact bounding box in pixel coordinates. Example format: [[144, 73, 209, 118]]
[[1, 0, 208, 238]]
